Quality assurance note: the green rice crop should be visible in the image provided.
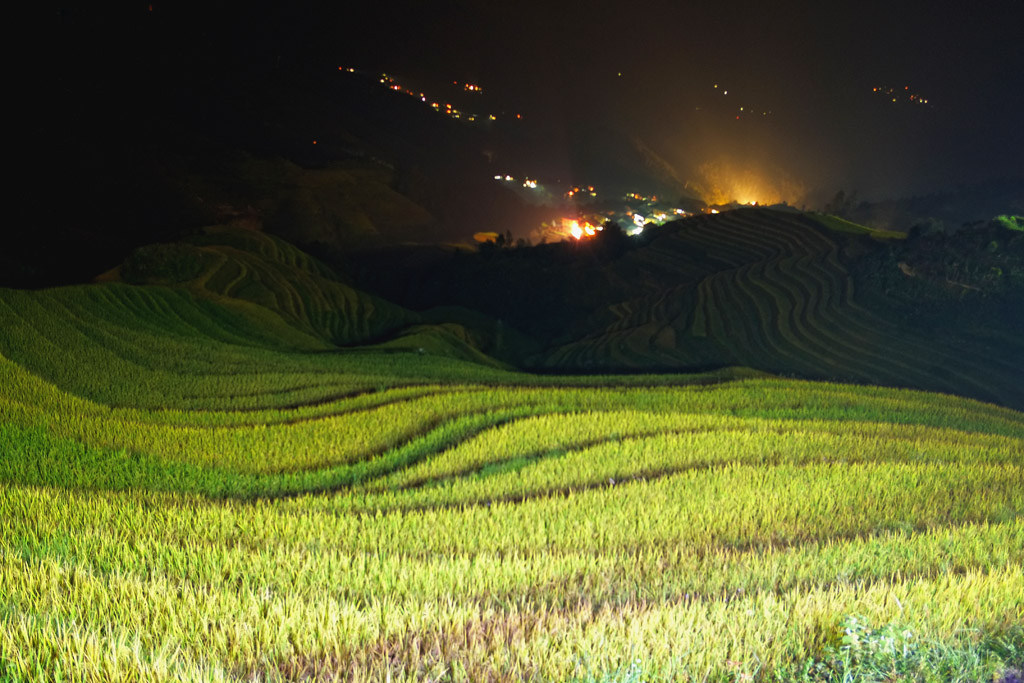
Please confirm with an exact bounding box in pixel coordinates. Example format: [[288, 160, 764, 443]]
[[2, 274, 1023, 682]]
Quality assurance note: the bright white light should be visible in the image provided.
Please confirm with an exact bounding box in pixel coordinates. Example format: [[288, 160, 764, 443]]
[[633, 214, 646, 227]]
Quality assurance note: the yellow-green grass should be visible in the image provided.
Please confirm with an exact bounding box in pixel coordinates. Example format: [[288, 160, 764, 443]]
[[0, 283, 756, 412], [2, 280, 1023, 682], [2, 460, 1022, 681]]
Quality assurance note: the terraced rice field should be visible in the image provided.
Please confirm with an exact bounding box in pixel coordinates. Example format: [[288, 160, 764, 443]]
[[118, 228, 417, 348], [544, 209, 1024, 409], [2, 261, 1023, 681]]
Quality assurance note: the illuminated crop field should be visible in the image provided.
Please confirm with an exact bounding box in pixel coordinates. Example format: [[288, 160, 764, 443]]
[[1, 283, 1022, 682]]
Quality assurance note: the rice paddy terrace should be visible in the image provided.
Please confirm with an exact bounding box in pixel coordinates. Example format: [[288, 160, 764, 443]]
[[1, 228, 1023, 682], [539, 209, 1024, 409]]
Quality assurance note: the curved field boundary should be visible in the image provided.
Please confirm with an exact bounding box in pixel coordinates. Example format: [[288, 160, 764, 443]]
[[542, 210, 1024, 408]]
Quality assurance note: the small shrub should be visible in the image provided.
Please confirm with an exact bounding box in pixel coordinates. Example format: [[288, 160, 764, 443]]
[[775, 616, 1024, 683]]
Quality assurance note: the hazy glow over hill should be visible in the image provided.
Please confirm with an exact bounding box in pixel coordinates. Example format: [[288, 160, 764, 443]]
[[694, 159, 809, 207]]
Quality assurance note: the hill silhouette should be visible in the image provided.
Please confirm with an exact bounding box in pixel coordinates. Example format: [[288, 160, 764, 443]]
[[354, 208, 1024, 409], [98, 226, 511, 371], [6, 209, 1022, 410]]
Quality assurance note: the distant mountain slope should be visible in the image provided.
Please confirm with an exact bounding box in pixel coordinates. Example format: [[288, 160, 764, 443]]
[[539, 209, 1024, 406], [354, 208, 1024, 410], [187, 155, 440, 248], [9, 214, 1020, 411], [111, 226, 417, 346], [0, 226, 521, 408]]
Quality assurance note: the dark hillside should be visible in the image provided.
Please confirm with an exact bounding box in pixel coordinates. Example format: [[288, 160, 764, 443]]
[[97, 226, 507, 370], [849, 216, 1024, 367], [354, 208, 1024, 409], [13, 209, 1022, 410]]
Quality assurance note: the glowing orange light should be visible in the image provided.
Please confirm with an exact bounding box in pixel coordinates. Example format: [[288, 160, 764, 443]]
[[560, 217, 599, 240]]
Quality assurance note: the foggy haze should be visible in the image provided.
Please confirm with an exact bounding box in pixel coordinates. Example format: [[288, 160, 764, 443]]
[[336, 0, 1022, 204]]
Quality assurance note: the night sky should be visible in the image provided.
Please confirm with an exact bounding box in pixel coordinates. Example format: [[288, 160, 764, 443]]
[[24, 1, 1024, 256], [337, 0, 1024, 200]]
